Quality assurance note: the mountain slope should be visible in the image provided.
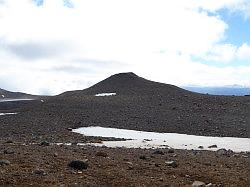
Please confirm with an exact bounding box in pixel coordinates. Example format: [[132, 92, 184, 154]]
[[40, 72, 249, 138], [0, 88, 38, 100], [60, 72, 193, 97], [0, 72, 249, 140]]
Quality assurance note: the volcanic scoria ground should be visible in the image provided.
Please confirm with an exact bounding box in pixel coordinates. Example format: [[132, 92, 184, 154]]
[[0, 73, 250, 186]]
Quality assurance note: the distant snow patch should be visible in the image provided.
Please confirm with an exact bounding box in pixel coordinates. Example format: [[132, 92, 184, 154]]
[[0, 113, 17, 116], [1, 95, 4, 98], [0, 99, 35, 102], [95, 93, 116, 97]]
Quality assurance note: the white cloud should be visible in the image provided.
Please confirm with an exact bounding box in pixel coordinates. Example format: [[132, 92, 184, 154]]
[[201, 44, 237, 63], [237, 43, 250, 60], [0, 0, 250, 94], [198, 43, 250, 63], [195, 0, 250, 18]]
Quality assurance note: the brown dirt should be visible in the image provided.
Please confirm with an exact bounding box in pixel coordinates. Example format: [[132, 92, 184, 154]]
[[0, 141, 249, 187]]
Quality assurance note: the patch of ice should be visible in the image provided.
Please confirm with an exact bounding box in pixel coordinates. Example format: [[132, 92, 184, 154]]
[[72, 126, 250, 152], [0, 112, 17, 116], [95, 93, 116, 97]]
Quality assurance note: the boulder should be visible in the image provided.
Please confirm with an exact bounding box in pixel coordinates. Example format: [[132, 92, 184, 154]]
[[208, 145, 217, 148], [0, 159, 10, 166], [139, 155, 146, 160], [192, 181, 206, 187], [168, 149, 175, 153], [3, 149, 14, 154], [165, 161, 178, 168], [68, 159, 88, 170], [40, 141, 50, 146], [153, 150, 164, 155], [216, 148, 233, 156], [95, 151, 108, 157]]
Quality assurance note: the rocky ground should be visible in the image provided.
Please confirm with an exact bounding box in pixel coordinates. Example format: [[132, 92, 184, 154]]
[[0, 140, 249, 187], [0, 73, 249, 186]]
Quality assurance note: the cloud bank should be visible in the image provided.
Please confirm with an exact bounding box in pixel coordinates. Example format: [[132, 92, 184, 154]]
[[0, 0, 250, 95]]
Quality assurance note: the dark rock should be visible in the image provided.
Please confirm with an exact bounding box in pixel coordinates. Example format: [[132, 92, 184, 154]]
[[155, 163, 160, 167], [0, 159, 10, 166], [153, 150, 164, 155], [192, 150, 200, 155], [34, 169, 47, 176], [3, 149, 14, 154], [216, 148, 233, 156], [165, 161, 178, 168], [68, 160, 88, 170], [139, 155, 146, 160], [198, 146, 204, 149], [168, 149, 175, 153], [95, 151, 108, 157], [143, 139, 152, 141], [159, 177, 164, 181], [40, 141, 50, 146], [208, 144, 217, 148], [5, 140, 13, 143]]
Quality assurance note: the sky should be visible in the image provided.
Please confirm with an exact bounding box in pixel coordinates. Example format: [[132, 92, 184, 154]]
[[0, 0, 250, 95]]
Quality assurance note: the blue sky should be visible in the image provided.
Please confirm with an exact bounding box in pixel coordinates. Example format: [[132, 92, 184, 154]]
[[194, 7, 250, 67], [217, 8, 250, 67], [221, 10, 250, 46], [0, 0, 250, 95], [33, 0, 74, 8]]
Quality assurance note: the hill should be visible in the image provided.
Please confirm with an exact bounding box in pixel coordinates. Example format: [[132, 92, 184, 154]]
[[0, 88, 38, 100], [31, 72, 249, 139], [59, 72, 192, 97]]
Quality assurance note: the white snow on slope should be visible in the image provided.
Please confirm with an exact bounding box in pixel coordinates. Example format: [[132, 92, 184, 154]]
[[0, 113, 17, 116], [0, 99, 35, 102], [95, 93, 116, 97]]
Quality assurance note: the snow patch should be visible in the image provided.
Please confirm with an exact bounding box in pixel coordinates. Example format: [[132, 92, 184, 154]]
[[73, 126, 250, 152], [0, 113, 18, 116], [95, 93, 116, 97], [0, 99, 35, 102]]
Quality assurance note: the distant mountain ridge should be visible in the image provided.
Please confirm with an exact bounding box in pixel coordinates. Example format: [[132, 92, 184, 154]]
[[183, 86, 250, 96], [0, 88, 38, 99]]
